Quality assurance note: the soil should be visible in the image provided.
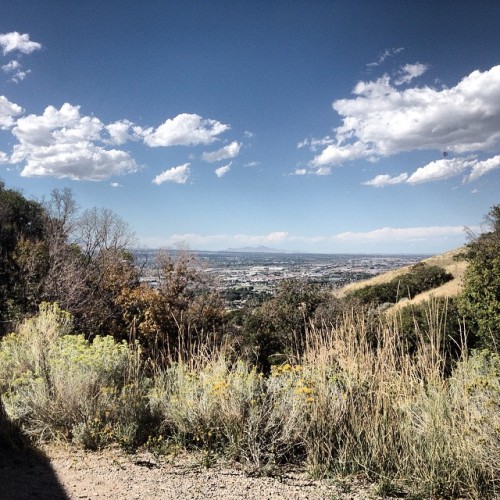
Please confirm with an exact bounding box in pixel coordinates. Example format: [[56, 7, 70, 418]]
[[0, 443, 388, 499]]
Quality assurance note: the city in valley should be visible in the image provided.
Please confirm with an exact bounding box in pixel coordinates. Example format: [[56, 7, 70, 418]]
[[136, 250, 429, 308]]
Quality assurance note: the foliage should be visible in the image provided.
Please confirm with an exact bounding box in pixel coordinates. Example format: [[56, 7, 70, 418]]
[[149, 312, 499, 497], [459, 205, 500, 351], [348, 262, 453, 306], [0, 181, 46, 331], [236, 279, 328, 371], [0, 303, 153, 448], [118, 250, 225, 363], [396, 297, 464, 365]]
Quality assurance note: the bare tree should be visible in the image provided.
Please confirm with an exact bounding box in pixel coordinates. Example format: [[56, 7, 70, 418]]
[[76, 207, 136, 261]]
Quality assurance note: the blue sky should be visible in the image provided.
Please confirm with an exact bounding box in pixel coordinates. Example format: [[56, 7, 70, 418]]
[[1, 1, 500, 253]]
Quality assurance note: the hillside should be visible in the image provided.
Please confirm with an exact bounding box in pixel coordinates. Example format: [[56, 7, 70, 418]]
[[336, 247, 468, 309]]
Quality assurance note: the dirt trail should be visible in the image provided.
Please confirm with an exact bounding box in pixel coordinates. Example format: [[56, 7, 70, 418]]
[[1, 444, 386, 499]]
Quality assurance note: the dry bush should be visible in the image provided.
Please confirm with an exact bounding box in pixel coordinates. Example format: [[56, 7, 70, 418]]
[[0, 303, 152, 448], [150, 304, 498, 497]]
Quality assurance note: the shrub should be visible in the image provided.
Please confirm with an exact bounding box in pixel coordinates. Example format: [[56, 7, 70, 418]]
[[348, 263, 453, 306], [0, 303, 153, 448], [459, 205, 500, 351]]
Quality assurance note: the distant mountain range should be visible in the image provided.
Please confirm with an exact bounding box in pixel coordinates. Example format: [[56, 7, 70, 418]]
[[224, 246, 287, 253]]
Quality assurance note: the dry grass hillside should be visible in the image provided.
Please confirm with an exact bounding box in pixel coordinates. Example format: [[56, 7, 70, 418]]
[[336, 247, 468, 309]]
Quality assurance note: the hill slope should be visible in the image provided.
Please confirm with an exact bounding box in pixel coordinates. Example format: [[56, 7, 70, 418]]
[[337, 247, 467, 309]]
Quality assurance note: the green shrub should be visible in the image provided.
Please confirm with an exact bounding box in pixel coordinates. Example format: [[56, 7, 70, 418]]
[[348, 263, 453, 306], [459, 205, 500, 351]]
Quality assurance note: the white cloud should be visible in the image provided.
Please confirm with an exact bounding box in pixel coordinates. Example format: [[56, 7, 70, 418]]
[[332, 225, 464, 243], [394, 63, 429, 85], [10, 103, 137, 180], [363, 172, 408, 187], [244, 161, 260, 168], [0, 151, 8, 163], [293, 165, 331, 176], [215, 162, 231, 178], [406, 157, 470, 184], [0, 95, 23, 129], [105, 120, 138, 145], [0, 32, 42, 55], [294, 168, 307, 175], [312, 141, 369, 166], [311, 65, 500, 167], [2, 60, 30, 82], [110, 182, 122, 188], [142, 113, 229, 147], [466, 155, 500, 182], [152, 163, 190, 185], [297, 136, 335, 151], [366, 47, 404, 68], [365, 154, 500, 187], [314, 166, 331, 175], [140, 226, 465, 253], [202, 141, 241, 163], [144, 231, 290, 250]]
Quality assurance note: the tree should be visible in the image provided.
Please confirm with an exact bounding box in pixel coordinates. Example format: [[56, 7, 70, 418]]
[[459, 205, 500, 351], [0, 180, 46, 332], [240, 279, 327, 371], [118, 250, 225, 363]]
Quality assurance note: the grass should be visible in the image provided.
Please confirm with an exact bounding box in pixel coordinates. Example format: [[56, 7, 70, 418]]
[[1, 302, 498, 498], [338, 248, 468, 308]]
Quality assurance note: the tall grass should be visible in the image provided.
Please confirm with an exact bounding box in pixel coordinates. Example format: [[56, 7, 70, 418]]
[[1, 301, 498, 497]]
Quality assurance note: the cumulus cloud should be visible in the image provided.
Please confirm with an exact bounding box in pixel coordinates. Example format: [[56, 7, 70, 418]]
[[363, 172, 408, 187], [406, 157, 470, 184], [310, 65, 500, 168], [365, 154, 500, 187], [466, 155, 500, 182], [0, 32, 42, 55], [202, 141, 241, 163], [215, 162, 231, 178], [142, 113, 229, 147], [0, 97, 238, 181], [152, 163, 190, 185], [0, 95, 23, 129], [105, 119, 140, 145], [394, 63, 429, 85], [9, 103, 137, 180]]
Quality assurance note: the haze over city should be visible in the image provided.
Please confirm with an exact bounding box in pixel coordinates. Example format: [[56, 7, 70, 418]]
[[1, 1, 499, 253]]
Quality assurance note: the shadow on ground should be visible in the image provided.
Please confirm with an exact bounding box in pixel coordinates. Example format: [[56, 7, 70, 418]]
[[0, 409, 69, 500]]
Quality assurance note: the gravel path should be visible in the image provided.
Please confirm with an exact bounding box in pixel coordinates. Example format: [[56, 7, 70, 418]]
[[1, 444, 386, 499]]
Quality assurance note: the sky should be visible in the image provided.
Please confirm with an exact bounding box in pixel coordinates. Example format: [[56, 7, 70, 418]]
[[1, 1, 500, 254]]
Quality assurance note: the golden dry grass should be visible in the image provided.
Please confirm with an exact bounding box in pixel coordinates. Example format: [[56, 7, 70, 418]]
[[336, 247, 468, 310]]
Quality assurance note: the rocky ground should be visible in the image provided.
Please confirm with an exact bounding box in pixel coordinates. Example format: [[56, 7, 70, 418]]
[[0, 443, 390, 499]]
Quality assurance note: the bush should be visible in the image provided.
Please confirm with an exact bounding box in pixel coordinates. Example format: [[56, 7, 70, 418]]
[[348, 263, 453, 306], [0, 303, 153, 448], [459, 205, 500, 351]]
